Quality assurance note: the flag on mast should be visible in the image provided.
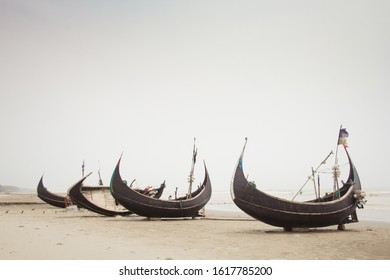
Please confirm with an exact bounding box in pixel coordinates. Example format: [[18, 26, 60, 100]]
[[192, 145, 197, 165], [338, 128, 349, 147]]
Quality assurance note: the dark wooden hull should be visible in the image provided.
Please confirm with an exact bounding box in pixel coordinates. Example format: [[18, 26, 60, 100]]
[[67, 174, 133, 217], [231, 147, 362, 229], [110, 158, 212, 218], [37, 176, 69, 208]]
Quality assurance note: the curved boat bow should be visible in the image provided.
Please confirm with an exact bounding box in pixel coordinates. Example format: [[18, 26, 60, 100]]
[[67, 172, 133, 216], [37, 176, 71, 208], [110, 157, 212, 218], [231, 139, 364, 230]]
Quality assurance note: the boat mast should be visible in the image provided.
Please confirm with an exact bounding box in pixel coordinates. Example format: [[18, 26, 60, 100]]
[[82, 160, 85, 177], [333, 125, 348, 199], [292, 150, 333, 200], [187, 138, 197, 199], [311, 167, 318, 199]]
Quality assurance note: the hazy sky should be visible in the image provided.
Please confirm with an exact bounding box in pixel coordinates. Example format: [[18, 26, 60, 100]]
[[1, 0, 389, 196]]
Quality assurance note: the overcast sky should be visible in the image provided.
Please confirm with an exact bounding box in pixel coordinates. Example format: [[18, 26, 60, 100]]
[[1, 0, 389, 197]]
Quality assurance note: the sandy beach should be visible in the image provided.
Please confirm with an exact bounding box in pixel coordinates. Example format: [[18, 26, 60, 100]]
[[1, 193, 390, 260]]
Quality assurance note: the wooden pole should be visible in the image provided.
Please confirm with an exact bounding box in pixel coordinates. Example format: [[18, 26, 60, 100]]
[[311, 167, 318, 199], [187, 138, 197, 198], [333, 125, 343, 199], [292, 150, 333, 200]]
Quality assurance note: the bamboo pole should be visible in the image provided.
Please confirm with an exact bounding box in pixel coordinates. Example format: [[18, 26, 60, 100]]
[[311, 167, 318, 199], [187, 138, 197, 198], [333, 125, 343, 199], [292, 150, 333, 200]]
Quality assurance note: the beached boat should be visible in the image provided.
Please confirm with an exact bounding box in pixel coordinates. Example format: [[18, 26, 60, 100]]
[[67, 172, 133, 216], [37, 176, 72, 208], [231, 129, 366, 230], [110, 141, 212, 218]]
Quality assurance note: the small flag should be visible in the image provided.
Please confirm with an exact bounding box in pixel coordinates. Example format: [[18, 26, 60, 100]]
[[338, 128, 349, 147], [192, 138, 197, 164], [193, 148, 197, 164]]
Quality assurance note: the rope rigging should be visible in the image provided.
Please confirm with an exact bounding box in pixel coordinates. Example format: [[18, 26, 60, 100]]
[[292, 150, 333, 200]]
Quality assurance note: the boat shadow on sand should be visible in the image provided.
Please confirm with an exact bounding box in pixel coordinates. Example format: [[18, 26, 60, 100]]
[[244, 228, 361, 235]]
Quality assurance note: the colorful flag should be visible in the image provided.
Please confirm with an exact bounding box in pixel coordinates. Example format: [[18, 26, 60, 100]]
[[338, 128, 349, 147]]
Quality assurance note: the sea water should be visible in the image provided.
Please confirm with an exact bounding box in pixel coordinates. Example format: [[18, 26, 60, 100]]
[[207, 189, 390, 223]]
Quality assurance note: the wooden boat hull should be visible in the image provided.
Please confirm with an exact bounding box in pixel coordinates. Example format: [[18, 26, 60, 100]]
[[110, 158, 212, 218], [37, 176, 69, 208], [231, 147, 362, 229], [67, 173, 133, 217]]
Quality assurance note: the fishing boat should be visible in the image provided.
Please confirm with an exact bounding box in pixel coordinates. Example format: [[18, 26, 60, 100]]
[[36, 161, 102, 209], [37, 176, 72, 208], [67, 172, 134, 216], [231, 128, 366, 231], [110, 140, 212, 218]]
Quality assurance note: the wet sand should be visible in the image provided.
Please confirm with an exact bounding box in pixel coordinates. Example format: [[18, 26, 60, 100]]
[[1, 193, 390, 260]]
